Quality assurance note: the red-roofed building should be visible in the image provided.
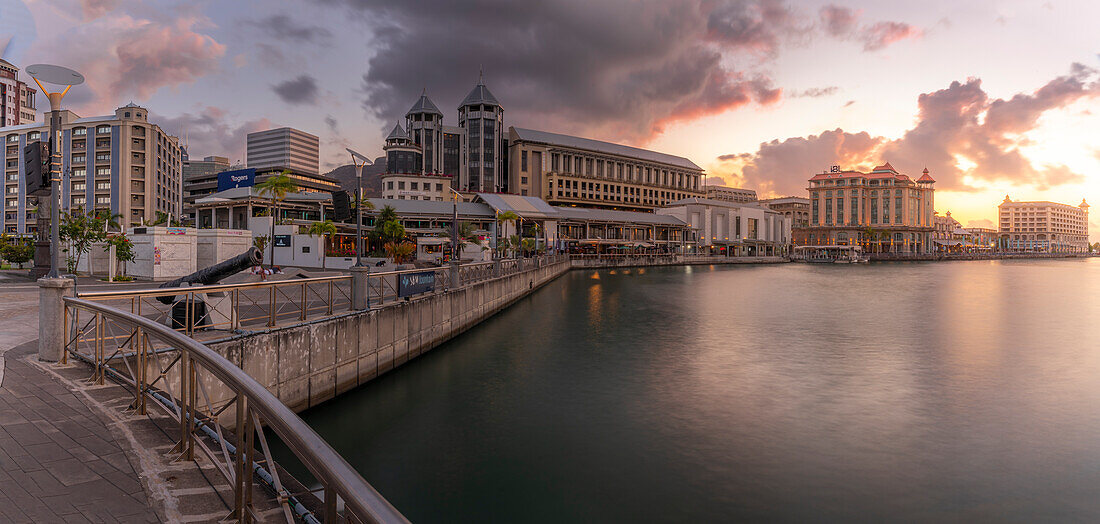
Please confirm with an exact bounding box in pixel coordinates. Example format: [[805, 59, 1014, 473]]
[[795, 163, 935, 254]]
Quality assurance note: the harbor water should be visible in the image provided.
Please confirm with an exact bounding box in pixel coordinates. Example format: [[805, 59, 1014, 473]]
[[276, 258, 1100, 522]]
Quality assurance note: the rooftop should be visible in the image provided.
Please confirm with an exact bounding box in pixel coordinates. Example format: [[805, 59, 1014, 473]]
[[554, 206, 687, 226], [407, 92, 443, 116], [460, 81, 501, 108], [665, 197, 780, 213], [476, 193, 560, 220], [510, 127, 702, 171]]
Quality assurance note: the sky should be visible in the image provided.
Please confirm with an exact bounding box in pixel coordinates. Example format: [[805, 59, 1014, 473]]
[[1, 0, 1098, 233]]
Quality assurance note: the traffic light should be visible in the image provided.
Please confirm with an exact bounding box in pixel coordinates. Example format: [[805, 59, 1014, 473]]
[[331, 190, 351, 221], [23, 140, 50, 197]]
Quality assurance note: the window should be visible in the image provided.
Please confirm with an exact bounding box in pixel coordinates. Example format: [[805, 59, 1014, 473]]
[[386, 181, 393, 190], [72, 182, 86, 191], [96, 125, 110, 134], [96, 167, 110, 176], [410, 182, 418, 190], [73, 128, 86, 136], [96, 196, 110, 205], [521, 150, 528, 172], [72, 168, 86, 177], [435, 183, 442, 191], [71, 154, 86, 164]]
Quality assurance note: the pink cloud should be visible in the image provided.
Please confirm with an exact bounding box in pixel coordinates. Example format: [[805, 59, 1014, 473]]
[[819, 5, 923, 51]]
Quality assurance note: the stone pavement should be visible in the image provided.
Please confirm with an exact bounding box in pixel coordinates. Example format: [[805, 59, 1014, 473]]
[[0, 281, 287, 523]]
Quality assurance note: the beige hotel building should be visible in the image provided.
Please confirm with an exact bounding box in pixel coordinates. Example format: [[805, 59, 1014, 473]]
[[507, 127, 705, 211], [3, 104, 182, 235], [998, 196, 1089, 252], [799, 162, 935, 253]]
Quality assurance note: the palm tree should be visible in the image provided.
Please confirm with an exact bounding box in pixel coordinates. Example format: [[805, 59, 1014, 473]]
[[256, 170, 299, 267], [496, 211, 519, 258], [454, 221, 484, 260], [307, 219, 338, 270]]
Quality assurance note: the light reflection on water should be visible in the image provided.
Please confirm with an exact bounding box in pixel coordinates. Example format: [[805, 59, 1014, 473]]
[[278, 258, 1100, 522]]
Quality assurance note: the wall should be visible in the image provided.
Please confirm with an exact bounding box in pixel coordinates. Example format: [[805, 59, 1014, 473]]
[[196, 229, 252, 269], [127, 227, 197, 280], [204, 258, 570, 414]]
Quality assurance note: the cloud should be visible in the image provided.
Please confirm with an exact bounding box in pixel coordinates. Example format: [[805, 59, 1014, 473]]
[[722, 63, 1100, 196], [272, 75, 319, 105], [819, 5, 922, 51], [153, 106, 272, 164], [244, 14, 332, 43], [966, 219, 995, 228], [23, 10, 224, 113], [843, 100, 856, 107], [791, 86, 839, 98], [330, 0, 793, 143]]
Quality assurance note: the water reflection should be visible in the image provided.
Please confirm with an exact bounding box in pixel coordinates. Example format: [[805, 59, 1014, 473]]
[[281, 258, 1100, 522]]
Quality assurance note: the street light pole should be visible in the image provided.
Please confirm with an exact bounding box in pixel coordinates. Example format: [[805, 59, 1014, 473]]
[[449, 188, 461, 261], [28, 64, 83, 279], [346, 148, 373, 268]]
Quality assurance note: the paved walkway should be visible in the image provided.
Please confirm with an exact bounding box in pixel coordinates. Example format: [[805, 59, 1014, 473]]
[[0, 280, 284, 522]]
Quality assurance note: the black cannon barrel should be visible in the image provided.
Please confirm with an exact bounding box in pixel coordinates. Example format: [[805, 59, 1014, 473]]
[[156, 247, 263, 304]]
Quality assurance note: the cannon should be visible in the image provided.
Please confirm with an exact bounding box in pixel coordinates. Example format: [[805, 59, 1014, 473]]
[[157, 247, 262, 330], [156, 247, 263, 305]]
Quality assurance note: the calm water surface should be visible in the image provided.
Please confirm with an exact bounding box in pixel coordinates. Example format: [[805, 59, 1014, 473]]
[[275, 258, 1100, 522]]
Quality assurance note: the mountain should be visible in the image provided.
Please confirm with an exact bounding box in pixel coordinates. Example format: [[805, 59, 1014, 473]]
[[323, 157, 386, 197]]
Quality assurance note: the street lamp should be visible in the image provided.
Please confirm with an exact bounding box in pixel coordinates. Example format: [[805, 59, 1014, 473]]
[[448, 187, 462, 261], [27, 64, 84, 279], [346, 148, 373, 268]]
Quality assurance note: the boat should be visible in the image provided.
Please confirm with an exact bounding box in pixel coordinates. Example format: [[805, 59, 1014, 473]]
[[792, 245, 869, 264]]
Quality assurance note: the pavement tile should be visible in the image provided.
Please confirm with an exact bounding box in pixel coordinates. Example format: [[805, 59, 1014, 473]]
[[46, 457, 103, 487]]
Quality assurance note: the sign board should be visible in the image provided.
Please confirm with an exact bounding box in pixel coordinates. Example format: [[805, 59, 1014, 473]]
[[398, 271, 435, 297], [166, 227, 186, 235], [273, 235, 291, 247], [217, 168, 256, 191]]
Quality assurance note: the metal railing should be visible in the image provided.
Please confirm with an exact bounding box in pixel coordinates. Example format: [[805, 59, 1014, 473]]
[[74, 256, 571, 343], [62, 296, 408, 524]]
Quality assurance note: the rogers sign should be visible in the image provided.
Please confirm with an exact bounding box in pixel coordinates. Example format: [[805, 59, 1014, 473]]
[[216, 168, 257, 191]]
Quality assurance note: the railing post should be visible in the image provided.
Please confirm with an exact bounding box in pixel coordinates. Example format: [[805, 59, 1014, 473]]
[[268, 286, 276, 327], [300, 282, 307, 321], [449, 261, 461, 288], [350, 266, 370, 310], [234, 395, 255, 523], [37, 277, 74, 362]]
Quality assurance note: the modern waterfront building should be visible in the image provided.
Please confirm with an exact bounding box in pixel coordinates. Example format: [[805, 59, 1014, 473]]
[[705, 184, 756, 203], [997, 196, 1089, 252], [247, 127, 320, 176], [182, 153, 230, 206], [381, 122, 450, 201], [2, 103, 183, 233], [800, 163, 935, 253], [380, 174, 451, 201], [506, 127, 705, 211], [458, 77, 506, 193], [760, 196, 810, 227], [658, 198, 791, 256], [0, 59, 36, 127]]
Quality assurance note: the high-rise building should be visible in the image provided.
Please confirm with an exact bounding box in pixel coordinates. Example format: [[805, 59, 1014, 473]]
[[0, 59, 37, 127], [183, 154, 230, 205], [997, 196, 1089, 252], [246, 127, 319, 176], [799, 163, 935, 253], [404, 91, 444, 175], [245, 127, 337, 193], [458, 74, 505, 193], [1, 103, 183, 233]]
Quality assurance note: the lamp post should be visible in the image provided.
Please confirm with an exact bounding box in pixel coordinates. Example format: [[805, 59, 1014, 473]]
[[449, 187, 461, 261], [346, 148, 373, 267], [27, 64, 84, 279]]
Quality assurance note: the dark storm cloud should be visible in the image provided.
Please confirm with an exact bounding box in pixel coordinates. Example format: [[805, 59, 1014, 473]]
[[245, 14, 332, 43], [721, 64, 1099, 195], [326, 0, 797, 142], [272, 75, 319, 105]]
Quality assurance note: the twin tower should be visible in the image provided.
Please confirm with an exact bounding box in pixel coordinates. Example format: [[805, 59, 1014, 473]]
[[383, 73, 506, 194]]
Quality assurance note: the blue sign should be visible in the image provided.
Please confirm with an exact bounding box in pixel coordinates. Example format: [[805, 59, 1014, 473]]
[[398, 271, 435, 297], [217, 168, 256, 191]]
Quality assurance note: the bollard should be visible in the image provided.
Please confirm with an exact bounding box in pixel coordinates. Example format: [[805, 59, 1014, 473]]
[[38, 277, 75, 362], [350, 266, 370, 310]]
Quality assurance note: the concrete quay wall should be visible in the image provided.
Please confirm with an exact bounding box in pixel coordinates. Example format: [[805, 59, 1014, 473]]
[[205, 259, 570, 413], [570, 255, 789, 269]]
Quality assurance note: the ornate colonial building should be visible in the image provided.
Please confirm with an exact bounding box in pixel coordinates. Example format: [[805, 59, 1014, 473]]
[[798, 163, 935, 253]]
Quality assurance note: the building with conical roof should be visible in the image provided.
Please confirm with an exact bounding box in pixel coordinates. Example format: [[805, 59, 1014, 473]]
[[458, 71, 505, 193], [404, 90, 444, 175]]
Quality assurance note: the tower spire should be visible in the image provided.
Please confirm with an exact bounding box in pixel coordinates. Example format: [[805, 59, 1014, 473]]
[[479, 65, 483, 85]]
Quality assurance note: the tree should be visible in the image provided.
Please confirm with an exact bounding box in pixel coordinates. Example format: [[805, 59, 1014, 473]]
[[307, 219, 338, 270], [103, 233, 136, 279], [256, 170, 299, 267], [253, 235, 269, 260], [496, 211, 519, 258], [59, 208, 109, 273], [0, 234, 34, 268], [373, 205, 406, 246], [454, 221, 484, 260], [383, 241, 415, 264]]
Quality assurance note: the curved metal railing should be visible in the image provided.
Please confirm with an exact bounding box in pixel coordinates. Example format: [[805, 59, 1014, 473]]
[[63, 296, 408, 524]]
